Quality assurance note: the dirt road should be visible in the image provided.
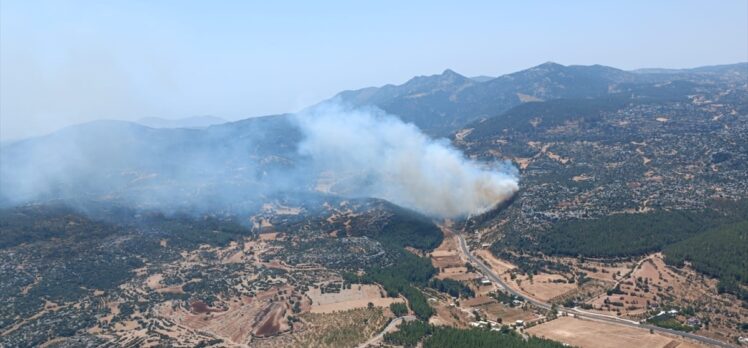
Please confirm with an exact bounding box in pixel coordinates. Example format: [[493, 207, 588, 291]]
[[357, 315, 416, 348]]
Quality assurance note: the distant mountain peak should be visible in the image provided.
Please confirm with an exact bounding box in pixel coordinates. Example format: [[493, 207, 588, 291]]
[[535, 61, 565, 69], [437, 69, 469, 83], [396, 69, 471, 91], [411, 68, 467, 81]]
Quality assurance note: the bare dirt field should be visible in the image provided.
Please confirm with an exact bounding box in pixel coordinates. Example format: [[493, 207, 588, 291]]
[[258, 232, 279, 241], [482, 302, 536, 323], [156, 286, 294, 345], [554, 256, 635, 282], [305, 284, 403, 314], [430, 301, 471, 327], [514, 273, 577, 302], [460, 295, 495, 307], [431, 224, 466, 271], [581, 254, 747, 342], [587, 254, 710, 317], [528, 316, 707, 348], [439, 271, 482, 283], [438, 266, 469, 276], [476, 250, 745, 344], [432, 224, 484, 284], [432, 224, 486, 286], [474, 249, 516, 275], [253, 308, 390, 348], [144, 273, 164, 289]]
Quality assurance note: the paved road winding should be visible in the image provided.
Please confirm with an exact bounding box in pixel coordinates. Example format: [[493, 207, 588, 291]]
[[455, 232, 735, 348]]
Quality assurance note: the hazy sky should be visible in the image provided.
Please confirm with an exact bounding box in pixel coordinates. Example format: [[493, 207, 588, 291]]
[[1, 1, 747, 141]]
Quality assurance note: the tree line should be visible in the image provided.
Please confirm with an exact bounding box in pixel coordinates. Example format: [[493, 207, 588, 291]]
[[384, 320, 566, 348]]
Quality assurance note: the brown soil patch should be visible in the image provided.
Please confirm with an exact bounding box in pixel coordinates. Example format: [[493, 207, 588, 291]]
[[190, 301, 224, 314], [306, 284, 402, 313], [259, 232, 279, 241], [157, 287, 293, 344], [514, 273, 577, 302], [514, 157, 532, 170], [145, 273, 163, 289], [253, 302, 286, 337], [430, 301, 470, 327], [439, 272, 481, 282], [546, 151, 570, 164], [587, 255, 692, 317], [475, 249, 516, 275], [578, 253, 746, 342], [479, 301, 536, 323], [460, 295, 495, 307], [517, 93, 543, 102], [155, 285, 184, 294], [254, 308, 389, 348], [454, 128, 474, 141], [430, 226, 465, 270], [528, 316, 706, 348]]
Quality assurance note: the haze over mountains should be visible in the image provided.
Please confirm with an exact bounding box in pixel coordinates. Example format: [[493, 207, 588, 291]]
[[1, 61, 745, 216], [135, 115, 227, 129]]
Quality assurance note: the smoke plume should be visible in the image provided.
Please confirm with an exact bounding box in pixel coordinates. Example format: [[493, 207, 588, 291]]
[[295, 103, 519, 217], [0, 103, 519, 218]]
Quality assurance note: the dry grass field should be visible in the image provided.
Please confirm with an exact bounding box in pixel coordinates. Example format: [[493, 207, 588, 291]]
[[305, 284, 403, 313], [156, 286, 295, 344], [528, 316, 707, 348], [429, 300, 471, 327], [513, 272, 578, 302], [479, 301, 536, 323], [466, 246, 746, 344], [431, 224, 466, 271], [581, 254, 748, 342], [254, 308, 390, 348], [474, 249, 516, 275], [431, 224, 483, 283]]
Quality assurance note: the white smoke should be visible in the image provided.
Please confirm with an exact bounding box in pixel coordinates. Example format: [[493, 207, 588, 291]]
[[1, 102, 519, 218], [295, 103, 519, 218]]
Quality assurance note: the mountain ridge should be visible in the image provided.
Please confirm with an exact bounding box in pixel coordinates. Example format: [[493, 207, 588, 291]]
[[136, 115, 227, 129], [331, 61, 746, 135]]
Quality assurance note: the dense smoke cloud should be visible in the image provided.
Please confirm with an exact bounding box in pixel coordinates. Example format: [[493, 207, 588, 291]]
[[0, 103, 518, 218], [295, 103, 519, 217]]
